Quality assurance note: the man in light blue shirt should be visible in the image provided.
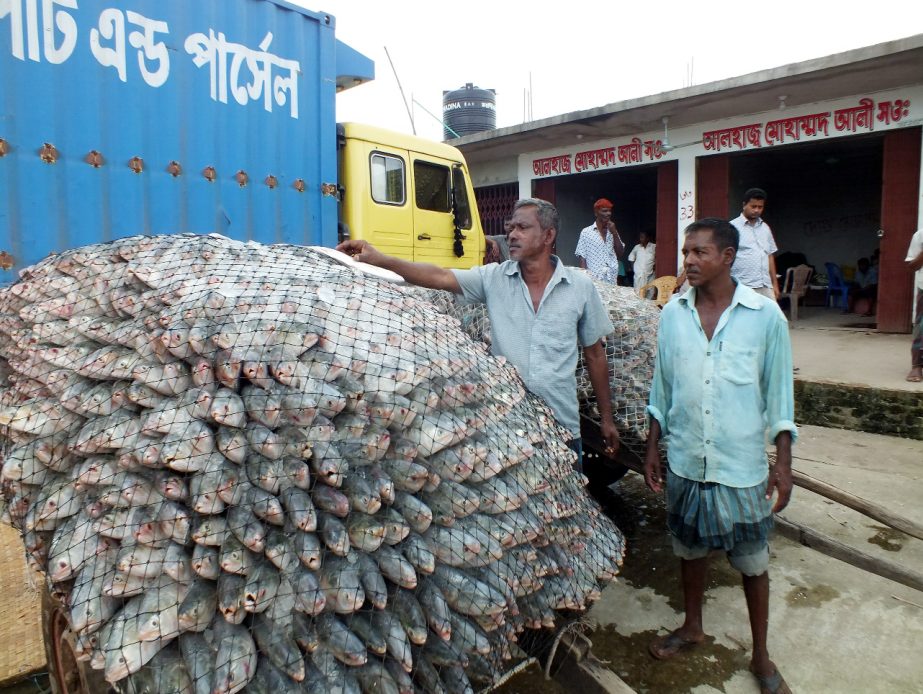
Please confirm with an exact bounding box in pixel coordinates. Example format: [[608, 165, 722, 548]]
[[336, 198, 621, 469], [644, 218, 795, 694]]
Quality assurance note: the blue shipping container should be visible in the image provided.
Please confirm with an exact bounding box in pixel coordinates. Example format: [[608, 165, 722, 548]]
[[0, 0, 374, 282]]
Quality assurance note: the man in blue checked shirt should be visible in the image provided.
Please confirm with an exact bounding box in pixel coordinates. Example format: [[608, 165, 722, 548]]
[[337, 198, 621, 471], [644, 218, 795, 694]]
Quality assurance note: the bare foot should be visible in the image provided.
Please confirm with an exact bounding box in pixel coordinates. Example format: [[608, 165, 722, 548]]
[[907, 367, 923, 383]]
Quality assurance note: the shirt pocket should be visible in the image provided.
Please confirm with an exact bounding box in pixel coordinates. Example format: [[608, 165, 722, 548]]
[[718, 342, 759, 385], [538, 306, 579, 353]]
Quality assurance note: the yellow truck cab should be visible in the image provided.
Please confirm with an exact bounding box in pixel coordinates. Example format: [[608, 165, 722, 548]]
[[337, 123, 485, 269]]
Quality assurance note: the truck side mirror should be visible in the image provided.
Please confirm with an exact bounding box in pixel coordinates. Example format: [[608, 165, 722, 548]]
[[451, 166, 472, 257]]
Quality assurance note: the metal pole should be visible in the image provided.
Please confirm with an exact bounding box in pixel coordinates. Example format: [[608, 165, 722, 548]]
[[383, 46, 416, 135], [412, 98, 460, 139]]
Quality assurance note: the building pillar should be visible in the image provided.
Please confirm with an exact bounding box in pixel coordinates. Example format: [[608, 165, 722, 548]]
[[696, 155, 730, 218], [655, 161, 678, 277], [673, 153, 698, 274], [878, 126, 921, 333]]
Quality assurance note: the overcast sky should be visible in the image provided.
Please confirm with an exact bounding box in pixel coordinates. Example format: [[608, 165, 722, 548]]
[[300, 1, 923, 142]]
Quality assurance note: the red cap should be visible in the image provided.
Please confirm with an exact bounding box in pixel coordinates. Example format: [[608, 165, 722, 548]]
[[594, 198, 613, 211]]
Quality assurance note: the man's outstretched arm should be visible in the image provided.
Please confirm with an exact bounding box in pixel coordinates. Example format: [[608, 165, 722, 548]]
[[337, 240, 462, 294]]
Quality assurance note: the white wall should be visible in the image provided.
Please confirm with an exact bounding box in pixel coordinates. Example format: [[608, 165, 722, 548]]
[[465, 156, 517, 188]]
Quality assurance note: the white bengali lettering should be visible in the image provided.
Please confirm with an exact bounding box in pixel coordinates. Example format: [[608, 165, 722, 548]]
[[90, 8, 126, 82], [126, 10, 170, 88], [42, 0, 76, 64], [1, 0, 76, 63], [0, 0, 27, 60], [184, 29, 301, 119]]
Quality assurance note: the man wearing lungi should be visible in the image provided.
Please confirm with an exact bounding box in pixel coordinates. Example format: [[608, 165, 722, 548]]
[[644, 218, 796, 694]]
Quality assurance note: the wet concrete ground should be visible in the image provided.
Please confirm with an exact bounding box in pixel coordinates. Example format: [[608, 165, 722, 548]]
[[587, 473, 761, 694], [584, 471, 923, 693], [584, 423, 923, 694]]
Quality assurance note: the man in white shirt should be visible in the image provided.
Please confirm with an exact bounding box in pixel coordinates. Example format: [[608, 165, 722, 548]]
[[575, 198, 625, 283], [730, 188, 779, 300], [906, 228, 923, 382], [628, 231, 656, 295]]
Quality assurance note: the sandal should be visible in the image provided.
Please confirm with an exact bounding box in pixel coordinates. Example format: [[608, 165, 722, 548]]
[[751, 664, 792, 694], [648, 630, 703, 660]]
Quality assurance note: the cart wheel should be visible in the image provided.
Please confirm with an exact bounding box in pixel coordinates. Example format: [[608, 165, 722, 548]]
[[41, 584, 113, 694]]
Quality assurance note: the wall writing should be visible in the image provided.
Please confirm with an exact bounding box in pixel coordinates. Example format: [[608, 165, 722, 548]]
[[1, 0, 302, 118], [703, 98, 911, 152], [532, 138, 666, 177], [529, 96, 913, 178]]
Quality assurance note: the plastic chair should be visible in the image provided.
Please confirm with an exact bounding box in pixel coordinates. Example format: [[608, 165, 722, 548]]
[[824, 263, 850, 309], [638, 275, 677, 308], [779, 264, 813, 322]]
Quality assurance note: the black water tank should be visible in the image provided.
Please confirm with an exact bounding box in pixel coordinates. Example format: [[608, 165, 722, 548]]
[[442, 83, 496, 140]]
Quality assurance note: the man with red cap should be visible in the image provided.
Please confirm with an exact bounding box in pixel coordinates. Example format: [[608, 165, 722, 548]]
[[575, 198, 625, 283]]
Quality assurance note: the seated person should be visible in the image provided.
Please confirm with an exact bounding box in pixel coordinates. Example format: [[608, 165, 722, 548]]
[[848, 257, 878, 316]]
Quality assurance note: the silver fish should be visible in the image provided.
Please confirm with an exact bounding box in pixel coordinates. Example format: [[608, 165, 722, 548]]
[[211, 619, 257, 693], [177, 579, 217, 633], [179, 633, 215, 694], [251, 613, 305, 681]]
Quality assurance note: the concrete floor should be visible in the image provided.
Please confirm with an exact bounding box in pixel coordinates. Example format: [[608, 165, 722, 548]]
[[584, 425, 923, 694], [787, 306, 919, 393]]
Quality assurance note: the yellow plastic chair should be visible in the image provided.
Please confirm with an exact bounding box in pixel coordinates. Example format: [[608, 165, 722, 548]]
[[638, 275, 677, 307]]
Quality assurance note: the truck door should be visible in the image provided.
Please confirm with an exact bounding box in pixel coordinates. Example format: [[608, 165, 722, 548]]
[[339, 142, 415, 259], [411, 156, 479, 268]]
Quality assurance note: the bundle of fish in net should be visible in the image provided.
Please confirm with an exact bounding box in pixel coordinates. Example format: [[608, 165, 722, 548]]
[[420, 280, 659, 458], [0, 234, 625, 694]]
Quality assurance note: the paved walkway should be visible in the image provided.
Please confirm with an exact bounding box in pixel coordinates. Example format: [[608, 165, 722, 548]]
[[788, 306, 920, 392]]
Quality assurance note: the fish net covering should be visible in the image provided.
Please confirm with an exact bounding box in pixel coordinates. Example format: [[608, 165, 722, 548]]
[[423, 280, 659, 459], [0, 234, 626, 694]]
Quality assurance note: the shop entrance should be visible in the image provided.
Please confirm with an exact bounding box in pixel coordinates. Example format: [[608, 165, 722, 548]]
[[531, 162, 678, 281], [697, 127, 920, 332]]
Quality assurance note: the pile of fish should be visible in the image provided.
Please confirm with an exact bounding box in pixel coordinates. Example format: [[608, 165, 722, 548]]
[[575, 282, 659, 452], [423, 280, 659, 457], [0, 234, 625, 694]]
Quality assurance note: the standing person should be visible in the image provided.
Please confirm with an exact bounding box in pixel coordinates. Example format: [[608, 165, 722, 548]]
[[575, 198, 625, 283], [336, 198, 621, 469], [484, 218, 512, 264], [643, 218, 795, 694], [731, 188, 780, 300], [628, 231, 657, 295], [906, 227, 923, 382]]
